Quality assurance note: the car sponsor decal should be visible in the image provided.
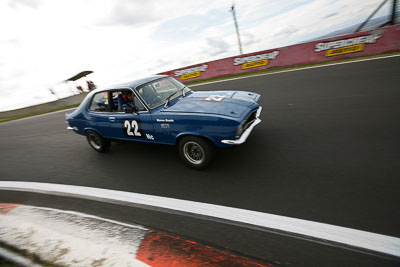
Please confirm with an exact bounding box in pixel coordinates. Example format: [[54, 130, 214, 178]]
[[314, 33, 381, 57], [156, 119, 173, 129], [233, 51, 279, 69], [121, 119, 144, 138], [174, 64, 208, 80], [156, 119, 174, 123], [181, 71, 201, 80], [145, 134, 154, 140]]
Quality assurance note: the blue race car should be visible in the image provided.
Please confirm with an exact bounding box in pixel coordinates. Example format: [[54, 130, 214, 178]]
[[66, 75, 261, 169]]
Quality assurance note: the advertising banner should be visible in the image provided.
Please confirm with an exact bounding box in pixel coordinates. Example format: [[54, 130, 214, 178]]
[[158, 25, 400, 83]]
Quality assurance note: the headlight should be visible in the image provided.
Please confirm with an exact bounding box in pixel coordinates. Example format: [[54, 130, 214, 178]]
[[236, 122, 245, 138]]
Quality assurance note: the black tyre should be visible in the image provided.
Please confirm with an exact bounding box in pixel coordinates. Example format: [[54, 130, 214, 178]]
[[179, 136, 214, 169], [86, 130, 110, 153]]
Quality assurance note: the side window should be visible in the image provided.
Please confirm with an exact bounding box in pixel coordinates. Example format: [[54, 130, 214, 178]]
[[109, 90, 147, 113], [89, 92, 109, 112], [134, 97, 146, 112]]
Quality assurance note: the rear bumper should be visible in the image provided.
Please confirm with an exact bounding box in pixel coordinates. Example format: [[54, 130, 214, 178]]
[[221, 106, 262, 145], [67, 126, 78, 131]]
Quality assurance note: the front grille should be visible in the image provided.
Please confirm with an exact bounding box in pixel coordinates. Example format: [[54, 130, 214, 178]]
[[243, 110, 257, 131]]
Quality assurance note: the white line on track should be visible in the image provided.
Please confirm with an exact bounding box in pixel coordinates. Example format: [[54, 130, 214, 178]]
[[35, 205, 148, 231], [190, 54, 400, 87], [0, 181, 399, 258]]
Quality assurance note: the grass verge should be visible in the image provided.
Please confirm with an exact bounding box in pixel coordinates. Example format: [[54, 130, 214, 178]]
[[0, 104, 79, 123]]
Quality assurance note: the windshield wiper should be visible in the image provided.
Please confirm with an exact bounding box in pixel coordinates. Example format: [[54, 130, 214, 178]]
[[164, 87, 189, 107], [164, 90, 179, 108]]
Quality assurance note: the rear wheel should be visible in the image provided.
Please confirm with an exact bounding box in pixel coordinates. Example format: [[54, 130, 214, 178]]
[[179, 136, 214, 169], [86, 130, 110, 153]]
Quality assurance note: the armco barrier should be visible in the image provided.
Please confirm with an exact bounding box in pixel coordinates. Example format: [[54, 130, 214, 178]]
[[159, 25, 400, 82]]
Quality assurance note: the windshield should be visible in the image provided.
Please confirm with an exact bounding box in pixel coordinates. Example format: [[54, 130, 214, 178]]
[[135, 77, 191, 109]]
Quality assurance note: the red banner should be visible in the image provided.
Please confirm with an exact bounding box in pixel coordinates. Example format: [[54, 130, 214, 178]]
[[159, 25, 400, 82]]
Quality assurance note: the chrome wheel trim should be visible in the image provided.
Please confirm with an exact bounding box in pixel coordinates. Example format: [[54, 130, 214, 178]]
[[88, 134, 101, 150], [183, 141, 204, 165]]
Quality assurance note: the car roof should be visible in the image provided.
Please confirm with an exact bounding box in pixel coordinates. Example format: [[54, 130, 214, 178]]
[[90, 75, 168, 94], [109, 75, 168, 90]]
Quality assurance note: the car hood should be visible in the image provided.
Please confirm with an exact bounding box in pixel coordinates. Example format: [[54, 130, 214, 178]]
[[161, 91, 260, 118]]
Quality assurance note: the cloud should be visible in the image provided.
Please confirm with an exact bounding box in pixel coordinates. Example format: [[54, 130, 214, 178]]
[[206, 37, 229, 57], [99, 0, 163, 27], [241, 32, 261, 46], [273, 26, 299, 38], [8, 69, 28, 79], [323, 12, 339, 19], [151, 8, 230, 43], [146, 59, 173, 73], [33, 95, 48, 100], [0, 39, 20, 46], [8, 0, 41, 9]]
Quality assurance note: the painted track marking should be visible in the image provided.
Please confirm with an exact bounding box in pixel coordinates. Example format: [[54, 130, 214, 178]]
[[0, 181, 399, 259], [0, 204, 273, 266]]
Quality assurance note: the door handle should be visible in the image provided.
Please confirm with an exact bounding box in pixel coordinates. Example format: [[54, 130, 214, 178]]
[[109, 116, 115, 121]]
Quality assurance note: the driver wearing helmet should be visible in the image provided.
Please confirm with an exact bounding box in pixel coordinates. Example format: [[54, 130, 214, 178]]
[[122, 92, 136, 111]]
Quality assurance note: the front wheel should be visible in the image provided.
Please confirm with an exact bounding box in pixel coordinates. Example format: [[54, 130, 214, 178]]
[[179, 136, 214, 169], [86, 130, 110, 153]]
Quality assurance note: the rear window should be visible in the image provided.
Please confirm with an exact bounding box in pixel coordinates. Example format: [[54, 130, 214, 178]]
[[89, 92, 109, 112]]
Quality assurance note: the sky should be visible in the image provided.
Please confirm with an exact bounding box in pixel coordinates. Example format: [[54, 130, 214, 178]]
[[0, 0, 393, 111]]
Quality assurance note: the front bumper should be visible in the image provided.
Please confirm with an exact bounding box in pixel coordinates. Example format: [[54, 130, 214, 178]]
[[221, 106, 262, 145]]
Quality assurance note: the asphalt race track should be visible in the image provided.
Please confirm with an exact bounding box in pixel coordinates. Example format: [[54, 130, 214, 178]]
[[1, 56, 400, 266]]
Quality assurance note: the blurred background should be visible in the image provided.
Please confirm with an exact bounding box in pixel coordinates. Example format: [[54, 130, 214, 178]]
[[0, 0, 398, 112]]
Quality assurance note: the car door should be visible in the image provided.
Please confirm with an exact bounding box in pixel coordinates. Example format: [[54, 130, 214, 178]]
[[108, 89, 155, 142], [86, 91, 115, 137]]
